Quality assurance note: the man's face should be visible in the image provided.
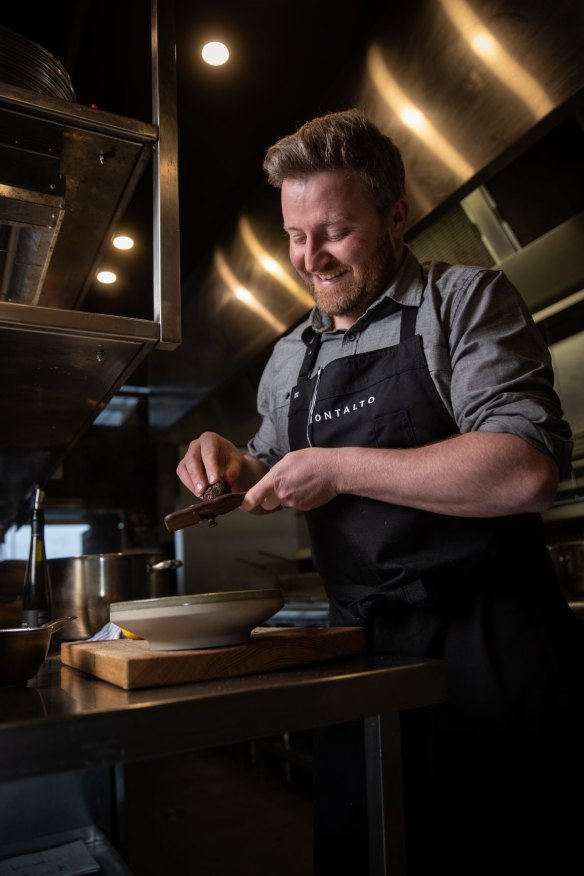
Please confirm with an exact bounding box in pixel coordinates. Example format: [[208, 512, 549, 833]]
[[282, 169, 407, 328]]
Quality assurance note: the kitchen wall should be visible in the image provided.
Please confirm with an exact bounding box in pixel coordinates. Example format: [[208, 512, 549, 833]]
[[174, 483, 307, 595]]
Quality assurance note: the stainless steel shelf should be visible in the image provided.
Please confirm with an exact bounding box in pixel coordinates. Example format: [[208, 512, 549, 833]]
[[0, 1, 180, 535], [0, 82, 158, 311], [0, 303, 160, 528]]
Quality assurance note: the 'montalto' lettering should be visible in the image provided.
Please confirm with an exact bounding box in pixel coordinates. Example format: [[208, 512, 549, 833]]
[[314, 395, 375, 423]]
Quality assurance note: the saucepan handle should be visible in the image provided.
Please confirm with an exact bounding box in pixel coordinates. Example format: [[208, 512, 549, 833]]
[[148, 559, 183, 572], [41, 616, 77, 634]]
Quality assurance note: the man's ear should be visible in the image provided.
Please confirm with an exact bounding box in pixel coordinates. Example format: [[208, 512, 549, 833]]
[[389, 196, 408, 236]]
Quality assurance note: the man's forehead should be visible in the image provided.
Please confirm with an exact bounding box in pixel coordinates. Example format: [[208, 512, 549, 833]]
[[281, 170, 373, 222], [283, 212, 352, 232]]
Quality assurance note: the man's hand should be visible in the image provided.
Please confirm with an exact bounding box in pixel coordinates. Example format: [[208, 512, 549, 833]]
[[176, 432, 243, 497], [177, 432, 269, 498], [242, 448, 342, 512]]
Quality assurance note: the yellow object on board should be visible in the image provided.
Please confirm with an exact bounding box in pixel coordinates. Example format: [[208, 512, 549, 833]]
[[120, 628, 142, 640]]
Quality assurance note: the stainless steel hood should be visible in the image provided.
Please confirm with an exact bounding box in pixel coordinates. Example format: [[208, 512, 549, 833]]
[[150, 0, 584, 437], [360, 0, 584, 228]]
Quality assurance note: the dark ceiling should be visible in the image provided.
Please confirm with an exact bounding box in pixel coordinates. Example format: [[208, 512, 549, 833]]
[[1, 0, 390, 315]]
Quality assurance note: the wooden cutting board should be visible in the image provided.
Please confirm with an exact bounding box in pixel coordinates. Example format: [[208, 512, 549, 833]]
[[60, 626, 367, 690]]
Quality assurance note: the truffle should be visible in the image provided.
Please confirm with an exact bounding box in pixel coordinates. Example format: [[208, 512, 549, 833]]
[[202, 480, 230, 501]]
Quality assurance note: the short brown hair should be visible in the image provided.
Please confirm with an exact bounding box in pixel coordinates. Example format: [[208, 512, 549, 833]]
[[263, 108, 405, 214]]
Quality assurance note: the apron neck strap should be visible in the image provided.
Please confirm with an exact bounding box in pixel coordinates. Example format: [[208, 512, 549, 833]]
[[299, 303, 419, 380], [399, 304, 418, 341], [299, 326, 320, 379]]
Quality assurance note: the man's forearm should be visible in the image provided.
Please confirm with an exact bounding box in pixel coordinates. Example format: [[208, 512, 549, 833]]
[[336, 432, 559, 517]]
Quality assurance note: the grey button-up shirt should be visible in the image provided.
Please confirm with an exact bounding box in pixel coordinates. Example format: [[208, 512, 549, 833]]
[[248, 249, 573, 479]]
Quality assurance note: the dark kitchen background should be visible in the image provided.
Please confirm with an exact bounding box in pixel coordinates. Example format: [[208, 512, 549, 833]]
[[1, 4, 584, 874], [1, 0, 583, 601]]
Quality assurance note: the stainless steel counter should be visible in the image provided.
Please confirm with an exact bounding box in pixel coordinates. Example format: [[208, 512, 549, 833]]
[[0, 650, 447, 875]]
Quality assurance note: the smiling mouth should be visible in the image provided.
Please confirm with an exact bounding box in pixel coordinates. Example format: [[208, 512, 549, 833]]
[[313, 267, 349, 282]]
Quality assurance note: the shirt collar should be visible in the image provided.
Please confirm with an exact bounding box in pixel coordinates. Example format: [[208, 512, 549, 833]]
[[309, 247, 423, 333]]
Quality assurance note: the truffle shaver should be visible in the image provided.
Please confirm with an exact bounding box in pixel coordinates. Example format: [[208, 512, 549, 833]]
[[164, 492, 246, 532]]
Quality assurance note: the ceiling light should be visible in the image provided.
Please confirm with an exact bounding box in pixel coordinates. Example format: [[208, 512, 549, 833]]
[[113, 234, 134, 250], [96, 270, 117, 284], [202, 41, 229, 66]]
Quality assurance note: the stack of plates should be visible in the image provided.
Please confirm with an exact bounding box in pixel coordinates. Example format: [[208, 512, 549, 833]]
[[0, 25, 75, 101]]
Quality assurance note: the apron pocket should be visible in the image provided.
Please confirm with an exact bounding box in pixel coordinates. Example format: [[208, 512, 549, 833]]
[[373, 409, 418, 448]]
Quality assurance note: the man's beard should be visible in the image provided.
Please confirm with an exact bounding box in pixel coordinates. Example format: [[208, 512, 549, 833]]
[[298, 235, 400, 319]]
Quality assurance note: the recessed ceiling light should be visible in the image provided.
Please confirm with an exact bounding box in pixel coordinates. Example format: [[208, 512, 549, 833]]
[[113, 234, 134, 250], [202, 41, 229, 66], [96, 270, 117, 284]]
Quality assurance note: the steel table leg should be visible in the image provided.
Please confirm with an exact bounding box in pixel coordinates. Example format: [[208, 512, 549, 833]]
[[364, 713, 406, 876]]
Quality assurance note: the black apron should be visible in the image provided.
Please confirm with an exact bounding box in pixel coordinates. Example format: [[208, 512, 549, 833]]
[[288, 305, 583, 875]]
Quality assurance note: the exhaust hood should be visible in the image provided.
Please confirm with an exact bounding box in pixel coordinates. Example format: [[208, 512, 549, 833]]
[[150, 0, 584, 437]]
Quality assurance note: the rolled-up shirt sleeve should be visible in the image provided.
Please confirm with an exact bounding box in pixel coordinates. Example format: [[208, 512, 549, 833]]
[[446, 269, 573, 479]]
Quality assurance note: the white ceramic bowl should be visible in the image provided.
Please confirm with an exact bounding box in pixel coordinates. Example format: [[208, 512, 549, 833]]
[[109, 588, 284, 651]]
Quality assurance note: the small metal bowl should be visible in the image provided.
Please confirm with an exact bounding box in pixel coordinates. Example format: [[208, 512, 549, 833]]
[[0, 617, 75, 686]]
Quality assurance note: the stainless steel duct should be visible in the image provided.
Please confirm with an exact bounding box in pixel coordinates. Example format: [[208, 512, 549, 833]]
[[149, 0, 584, 434]]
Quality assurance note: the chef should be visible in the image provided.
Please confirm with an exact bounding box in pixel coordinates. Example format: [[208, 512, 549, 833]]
[[177, 109, 581, 875]]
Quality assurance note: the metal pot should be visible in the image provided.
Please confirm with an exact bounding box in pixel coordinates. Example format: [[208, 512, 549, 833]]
[[0, 617, 75, 686], [48, 551, 181, 641]]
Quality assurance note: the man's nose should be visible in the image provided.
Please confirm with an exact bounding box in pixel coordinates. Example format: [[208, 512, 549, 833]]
[[303, 236, 327, 273]]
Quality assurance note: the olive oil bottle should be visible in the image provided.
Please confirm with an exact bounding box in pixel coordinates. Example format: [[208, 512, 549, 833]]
[[22, 486, 52, 628]]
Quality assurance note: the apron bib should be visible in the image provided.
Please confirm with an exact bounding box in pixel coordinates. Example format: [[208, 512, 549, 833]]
[[288, 304, 547, 634]]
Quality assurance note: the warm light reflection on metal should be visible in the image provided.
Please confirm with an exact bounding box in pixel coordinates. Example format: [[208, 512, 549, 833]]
[[235, 287, 253, 304], [238, 216, 314, 308], [533, 288, 584, 323], [471, 33, 496, 57], [214, 250, 287, 334], [401, 108, 426, 131], [261, 255, 281, 274], [439, 0, 554, 119], [366, 43, 475, 181]]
